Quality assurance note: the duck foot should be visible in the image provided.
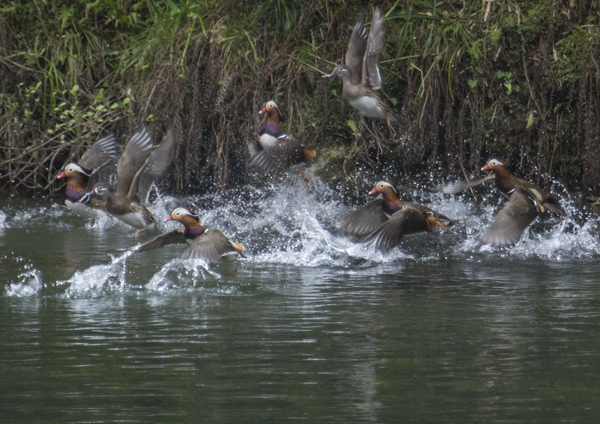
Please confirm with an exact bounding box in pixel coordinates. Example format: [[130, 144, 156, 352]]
[[299, 167, 310, 184], [437, 221, 452, 231], [387, 114, 396, 135], [131, 227, 148, 237]]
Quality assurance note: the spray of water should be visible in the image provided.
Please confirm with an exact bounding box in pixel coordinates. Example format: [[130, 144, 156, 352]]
[[4, 173, 600, 298]]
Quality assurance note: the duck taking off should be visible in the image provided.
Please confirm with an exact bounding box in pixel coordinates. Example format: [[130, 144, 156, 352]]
[[250, 100, 315, 178], [136, 207, 245, 262], [436, 158, 564, 246], [327, 7, 398, 130], [93, 127, 176, 236], [57, 134, 117, 216], [342, 181, 456, 249]]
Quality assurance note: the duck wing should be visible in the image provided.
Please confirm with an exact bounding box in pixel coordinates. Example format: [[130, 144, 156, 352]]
[[181, 229, 242, 262], [404, 202, 458, 228], [116, 127, 153, 197], [78, 134, 117, 171], [435, 174, 495, 194], [361, 6, 385, 90], [480, 190, 538, 246], [136, 228, 187, 252], [249, 136, 312, 174], [128, 128, 176, 203], [341, 198, 388, 237], [85, 157, 118, 191], [363, 205, 431, 249], [345, 14, 368, 85], [512, 177, 565, 215]]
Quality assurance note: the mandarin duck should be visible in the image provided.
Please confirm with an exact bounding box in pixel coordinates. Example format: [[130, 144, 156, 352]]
[[437, 158, 564, 246], [92, 127, 176, 236], [327, 7, 398, 130], [136, 207, 245, 262], [250, 100, 315, 178], [57, 134, 117, 216], [342, 181, 456, 249]]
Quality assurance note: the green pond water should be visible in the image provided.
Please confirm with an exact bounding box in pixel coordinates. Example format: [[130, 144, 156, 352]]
[[2, 178, 600, 423]]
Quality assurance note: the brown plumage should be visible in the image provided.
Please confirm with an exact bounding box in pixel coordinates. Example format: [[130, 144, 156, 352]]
[[250, 100, 315, 176], [480, 190, 539, 246], [342, 181, 456, 249], [436, 158, 564, 245], [93, 127, 176, 236], [57, 134, 117, 215], [327, 7, 397, 128], [137, 207, 245, 262]]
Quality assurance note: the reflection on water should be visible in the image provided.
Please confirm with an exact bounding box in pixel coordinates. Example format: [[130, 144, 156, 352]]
[[2, 175, 600, 423]]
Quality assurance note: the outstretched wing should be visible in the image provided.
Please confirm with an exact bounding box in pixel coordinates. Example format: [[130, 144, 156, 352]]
[[341, 198, 388, 237], [480, 190, 537, 246], [361, 6, 385, 90], [128, 128, 176, 203], [78, 134, 117, 171], [116, 127, 153, 197], [181, 229, 239, 262], [364, 206, 430, 249], [85, 157, 117, 191], [136, 228, 187, 252], [345, 14, 368, 85], [249, 137, 311, 174], [435, 174, 495, 194]]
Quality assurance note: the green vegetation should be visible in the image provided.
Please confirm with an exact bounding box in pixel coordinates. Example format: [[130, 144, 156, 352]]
[[1, 0, 599, 196]]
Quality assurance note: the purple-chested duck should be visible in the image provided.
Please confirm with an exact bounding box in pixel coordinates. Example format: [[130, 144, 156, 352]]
[[57, 134, 117, 216], [136, 207, 245, 262], [437, 158, 564, 246], [342, 181, 456, 249], [250, 100, 315, 178]]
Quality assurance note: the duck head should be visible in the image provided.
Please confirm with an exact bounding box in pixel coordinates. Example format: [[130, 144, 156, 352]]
[[481, 159, 511, 179], [165, 207, 204, 237], [58, 162, 90, 179], [92, 182, 114, 199], [369, 181, 400, 200], [369, 181, 401, 214], [259, 101, 284, 123], [327, 65, 353, 81], [165, 207, 201, 224]]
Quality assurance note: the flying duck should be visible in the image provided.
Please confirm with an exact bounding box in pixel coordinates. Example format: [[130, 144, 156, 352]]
[[57, 134, 117, 216], [93, 127, 176, 236], [342, 181, 456, 249], [327, 7, 398, 130], [437, 158, 564, 245], [250, 100, 315, 177], [136, 207, 245, 262]]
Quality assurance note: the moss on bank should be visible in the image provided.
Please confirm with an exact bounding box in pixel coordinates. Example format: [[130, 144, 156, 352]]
[[1, 0, 599, 198]]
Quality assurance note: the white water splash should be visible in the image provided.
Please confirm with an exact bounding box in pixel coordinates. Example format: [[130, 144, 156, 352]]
[[5, 267, 43, 297], [5, 174, 600, 298], [146, 258, 220, 292], [63, 249, 136, 298]]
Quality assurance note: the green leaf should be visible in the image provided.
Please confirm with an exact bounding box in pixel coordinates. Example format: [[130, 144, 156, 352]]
[[526, 112, 535, 129], [346, 120, 357, 133], [468, 79, 478, 89]]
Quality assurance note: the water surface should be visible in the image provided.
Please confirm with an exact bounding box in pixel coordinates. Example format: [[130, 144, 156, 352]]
[[2, 175, 600, 423]]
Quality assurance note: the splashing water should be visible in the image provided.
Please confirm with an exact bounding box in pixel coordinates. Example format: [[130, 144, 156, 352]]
[[5, 266, 43, 297], [3, 172, 600, 298]]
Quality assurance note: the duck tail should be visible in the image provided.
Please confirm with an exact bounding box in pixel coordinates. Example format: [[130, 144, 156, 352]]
[[303, 149, 316, 162], [231, 242, 246, 257]]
